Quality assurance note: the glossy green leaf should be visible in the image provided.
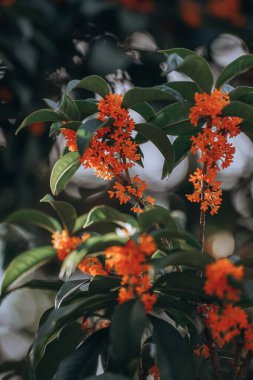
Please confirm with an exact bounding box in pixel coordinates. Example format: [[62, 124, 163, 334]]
[[139, 206, 179, 232], [216, 54, 253, 88], [41, 194, 77, 233], [122, 87, 181, 109], [130, 102, 156, 120], [77, 75, 111, 97], [172, 134, 193, 166], [149, 102, 190, 129], [84, 205, 138, 229], [59, 95, 80, 120], [36, 323, 83, 380], [159, 48, 197, 59], [16, 109, 66, 134], [110, 299, 147, 366], [55, 329, 109, 380], [1, 246, 57, 293], [75, 99, 98, 118], [89, 275, 121, 296], [152, 250, 213, 271], [55, 280, 90, 309], [28, 293, 117, 369], [222, 100, 253, 122], [50, 152, 81, 196], [229, 86, 253, 101], [160, 50, 213, 92], [73, 213, 88, 233], [151, 316, 195, 380], [76, 119, 102, 156], [5, 209, 61, 233], [65, 79, 80, 94], [164, 81, 199, 103], [135, 123, 175, 177], [152, 228, 200, 249]]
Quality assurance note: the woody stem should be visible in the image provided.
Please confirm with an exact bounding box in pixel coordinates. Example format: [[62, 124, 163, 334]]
[[205, 329, 223, 380], [199, 162, 207, 253]]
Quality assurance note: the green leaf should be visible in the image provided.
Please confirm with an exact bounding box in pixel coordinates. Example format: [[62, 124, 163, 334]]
[[75, 99, 98, 118], [135, 123, 175, 177], [122, 87, 181, 109], [216, 54, 253, 88], [36, 322, 83, 380], [160, 50, 213, 92], [76, 119, 102, 156], [89, 275, 121, 296], [153, 272, 206, 300], [151, 316, 195, 380], [73, 213, 88, 233], [222, 101, 253, 122], [77, 75, 111, 97], [149, 102, 190, 129], [55, 329, 110, 380], [236, 257, 253, 268], [229, 86, 253, 101], [16, 109, 66, 135], [139, 206, 179, 232], [59, 95, 80, 120], [84, 205, 138, 229], [159, 48, 197, 59], [55, 280, 90, 309], [164, 81, 199, 103], [172, 134, 193, 166], [28, 293, 117, 369], [130, 102, 156, 120], [65, 79, 80, 94], [151, 229, 200, 250], [41, 194, 77, 233], [50, 152, 81, 196], [152, 250, 213, 271], [1, 246, 57, 293], [110, 299, 147, 366], [5, 209, 61, 233]]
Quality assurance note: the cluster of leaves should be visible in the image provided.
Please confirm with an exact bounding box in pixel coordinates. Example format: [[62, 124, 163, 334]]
[[2, 50, 253, 380]]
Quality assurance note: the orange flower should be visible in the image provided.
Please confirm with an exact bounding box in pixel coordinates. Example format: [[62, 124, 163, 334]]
[[78, 256, 108, 277], [194, 344, 210, 358], [62, 93, 155, 211], [105, 234, 157, 312], [29, 122, 46, 136], [187, 89, 242, 215], [52, 230, 89, 260], [206, 304, 248, 347], [180, 0, 202, 28], [204, 259, 244, 302]]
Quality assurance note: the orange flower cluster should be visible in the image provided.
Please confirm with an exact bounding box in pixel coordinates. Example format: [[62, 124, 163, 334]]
[[179, 0, 202, 28], [204, 258, 244, 302], [62, 93, 154, 212], [81, 316, 110, 336], [194, 344, 210, 358], [52, 229, 89, 260], [196, 259, 253, 354], [78, 256, 108, 277], [187, 89, 242, 215], [114, 0, 154, 13], [105, 234, 157, 312]]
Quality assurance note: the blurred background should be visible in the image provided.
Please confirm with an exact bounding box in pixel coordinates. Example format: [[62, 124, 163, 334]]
[[1, 0, 253, 376]]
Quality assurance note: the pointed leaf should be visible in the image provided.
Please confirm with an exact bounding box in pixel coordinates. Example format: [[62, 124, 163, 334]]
[[159, 48, 197, 59], [222, 101, 253, 122], [122, 87, 181, 108], [152, 250, 213, 271], [152, 229, 200, 250], [73, 213, 89, 233], [76, 119, 102, 156], [55, 280, 90, 309], [110, 299, 147, 366], [41, 194, 77, 233], [50, 152, 81, 196], [5, 209, 61, 233], [139, 206, 179, 232], [135, 123, 175, 177], [59, 95, 80, 120], [77, 75, 111, 97], [1, 246, 57, 293], [130, 102, 156, 120], [216, 54, 253, 88], [89, 275, 121, 296], [16, 109, 66, 134], [172, 134, 193, 166], [84, 205, 138, 229]]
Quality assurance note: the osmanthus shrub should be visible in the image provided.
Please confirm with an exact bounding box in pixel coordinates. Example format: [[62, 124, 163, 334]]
[[3, 49, 253, 380]]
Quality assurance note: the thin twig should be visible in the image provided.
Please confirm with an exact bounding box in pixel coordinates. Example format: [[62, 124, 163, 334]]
[[205, 329, 223, 380]]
